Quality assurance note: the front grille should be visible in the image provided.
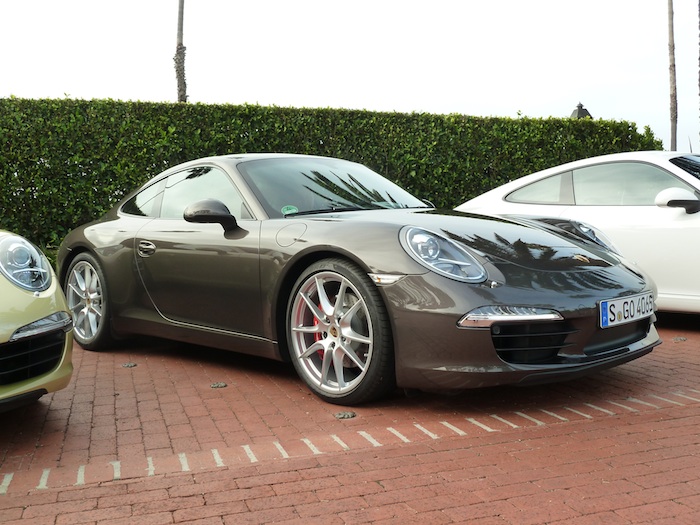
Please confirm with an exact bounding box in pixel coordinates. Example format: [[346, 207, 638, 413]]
[[492, 321, 578, 364], [0, 331, 66, 385], [493, 317, 652, 365], [584, 318, 652, 357]]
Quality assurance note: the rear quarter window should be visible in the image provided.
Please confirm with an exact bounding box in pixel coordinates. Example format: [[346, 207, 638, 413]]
[[506, 172, 574, 205]]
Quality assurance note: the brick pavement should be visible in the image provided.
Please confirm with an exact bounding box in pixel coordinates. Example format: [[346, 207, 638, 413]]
[[0, 313, 699, 524]]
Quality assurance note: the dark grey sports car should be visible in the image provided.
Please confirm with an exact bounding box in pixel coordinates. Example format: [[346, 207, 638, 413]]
[[57, 154, 660, 405]]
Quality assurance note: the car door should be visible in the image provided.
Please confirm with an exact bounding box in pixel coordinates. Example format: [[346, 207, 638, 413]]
[[557, 162, 700, 309], [134, 165, 264, 336]]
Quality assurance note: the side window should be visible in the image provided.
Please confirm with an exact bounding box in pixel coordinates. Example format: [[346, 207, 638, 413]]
[[506, 172, 574, 205], [121, 180, 164, 217], [160, 166, 252, 219], [572, 162, 694, 205]]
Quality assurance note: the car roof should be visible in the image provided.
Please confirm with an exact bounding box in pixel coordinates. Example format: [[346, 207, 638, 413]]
[[142, 153, 339, 186], [457, 150, 700, 209], [533, 150, 696, 174], [200, 152, 338, 164]]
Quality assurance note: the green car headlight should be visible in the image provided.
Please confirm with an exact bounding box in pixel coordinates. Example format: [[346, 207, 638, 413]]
[[402, 226, 487, 283], [0, 235, 52, 292]]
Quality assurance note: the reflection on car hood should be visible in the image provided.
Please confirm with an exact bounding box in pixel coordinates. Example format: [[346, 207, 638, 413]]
[[309, 208, 619, 272]]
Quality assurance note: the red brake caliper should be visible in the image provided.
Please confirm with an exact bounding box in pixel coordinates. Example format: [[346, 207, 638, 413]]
[[314, 304, 324, 358]]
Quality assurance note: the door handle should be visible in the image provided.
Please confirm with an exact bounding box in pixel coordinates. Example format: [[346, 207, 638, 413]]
[[137, 240, 157, 257]]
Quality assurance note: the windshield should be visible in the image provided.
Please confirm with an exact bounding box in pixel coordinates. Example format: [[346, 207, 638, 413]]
[[670, 155, 700, 180], [238, 156, 429, 218]]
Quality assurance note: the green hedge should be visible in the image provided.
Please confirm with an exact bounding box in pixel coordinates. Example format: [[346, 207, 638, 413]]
[[0, 98, 661, 251]]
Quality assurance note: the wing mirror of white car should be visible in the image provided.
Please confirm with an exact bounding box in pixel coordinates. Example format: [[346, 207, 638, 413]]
[[654, 188, 700, 214], [184, 199, 239, 230]]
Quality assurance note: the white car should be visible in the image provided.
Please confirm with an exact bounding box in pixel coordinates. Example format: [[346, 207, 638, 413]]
[[456, 151, 700, 314]]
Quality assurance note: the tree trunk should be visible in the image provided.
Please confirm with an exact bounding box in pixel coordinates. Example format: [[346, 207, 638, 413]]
[[668, 0, 677, 150], [174, 0, 187, 103]]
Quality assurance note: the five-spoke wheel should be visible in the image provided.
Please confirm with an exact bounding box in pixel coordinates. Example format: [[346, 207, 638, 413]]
[[287, 259, 394, 405]]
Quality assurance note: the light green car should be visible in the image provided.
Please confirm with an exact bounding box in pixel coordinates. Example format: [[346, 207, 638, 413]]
[[0, 231, 73, 411]]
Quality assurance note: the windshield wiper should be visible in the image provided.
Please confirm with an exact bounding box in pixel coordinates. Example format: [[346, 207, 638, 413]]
[[284, 206, 369, 217]]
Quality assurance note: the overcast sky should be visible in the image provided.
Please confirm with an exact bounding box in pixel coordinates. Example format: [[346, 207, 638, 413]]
[[1, 0, 697, 152]]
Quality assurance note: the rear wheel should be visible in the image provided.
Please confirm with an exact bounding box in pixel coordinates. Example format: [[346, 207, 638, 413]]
[[64, 253, 114, 350], [287, 258, 395, 405]]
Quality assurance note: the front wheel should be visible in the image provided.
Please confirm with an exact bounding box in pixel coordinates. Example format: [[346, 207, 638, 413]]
[[64, 253, 114, 350], [287, 258, 395, 405]]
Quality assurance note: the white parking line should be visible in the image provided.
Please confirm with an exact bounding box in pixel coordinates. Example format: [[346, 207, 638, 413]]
[[539, 409, 568, 421], [564, 407, 593, 419], [441, 421, 467, 436], [607, 401, 638, 412], [331, 434, 350, 450], [627, 397, 660, 409], [358, 431, 382, 447], [302, 438, 323, 455], [648, 394, 685, 406], [673, 392, 700, 403], [211, 449, 225, 467], [146, 457, 155, 476], [36, 469, 50, 490], [490, 414, 519, 428], [414, 424, 440, 440], [274, 441, 290, 458], [242, 445, 258, 463], [387, 427, 411, 443], [515, 412, 546, 426], [0, 474, 13, 495], [584, 403, 616, 416], [75, 465, 86, 486], [466, 418, 497, 432], [178, 453, 190, 472], [110, 461, 121, 480]]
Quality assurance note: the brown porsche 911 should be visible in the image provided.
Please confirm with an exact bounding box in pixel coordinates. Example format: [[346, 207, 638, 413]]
[[57, 154, 660, 405]]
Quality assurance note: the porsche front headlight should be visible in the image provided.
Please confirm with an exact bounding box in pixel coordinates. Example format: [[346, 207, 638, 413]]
[[0, 234, 52, 292], [402, 226, 487, 283], [572, 221, 619, 254]]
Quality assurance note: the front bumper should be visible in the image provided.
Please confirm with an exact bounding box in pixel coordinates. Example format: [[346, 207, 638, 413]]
[[380, 274, 661, 391], [0, 278, 74, 411]]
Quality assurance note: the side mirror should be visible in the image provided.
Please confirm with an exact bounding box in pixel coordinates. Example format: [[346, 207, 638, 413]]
[[184, 199, 238, 230], [654, 188, 700, 214]]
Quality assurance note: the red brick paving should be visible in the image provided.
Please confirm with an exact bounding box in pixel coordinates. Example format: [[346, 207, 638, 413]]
[[0, 313, 699, 523]]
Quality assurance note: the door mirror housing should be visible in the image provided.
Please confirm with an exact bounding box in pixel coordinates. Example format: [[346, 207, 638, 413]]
[[184, 199, 238, 230], [654, 188, 700, 214]]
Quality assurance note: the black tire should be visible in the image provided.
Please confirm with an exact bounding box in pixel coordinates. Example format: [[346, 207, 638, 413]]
[[287, 258, 395, 405], [63, 253, 114, 350]]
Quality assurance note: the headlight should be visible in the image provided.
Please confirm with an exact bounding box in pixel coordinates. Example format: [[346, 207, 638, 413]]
[[572, 221, 619, 254], [0, 234, 52, 292], [401, 227, 487, 283]]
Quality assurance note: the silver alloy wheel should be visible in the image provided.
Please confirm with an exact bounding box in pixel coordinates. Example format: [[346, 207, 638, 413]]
[[66, 260, 104, 343], [290, 270, 374, 396]]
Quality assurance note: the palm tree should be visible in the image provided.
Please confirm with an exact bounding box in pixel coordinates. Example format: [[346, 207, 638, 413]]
[[668, 0, 677, 150], [174, 0, 187, 103]]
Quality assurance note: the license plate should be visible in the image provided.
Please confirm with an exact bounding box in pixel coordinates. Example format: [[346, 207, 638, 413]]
[[600, 292, 654, 328]]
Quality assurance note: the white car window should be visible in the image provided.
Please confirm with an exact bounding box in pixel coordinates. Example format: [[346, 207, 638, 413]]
[[506, 172, 573, 205], [572, 162, 693, 206]]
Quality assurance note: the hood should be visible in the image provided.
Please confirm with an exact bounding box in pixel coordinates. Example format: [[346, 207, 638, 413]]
[[315, 208, 621, 273]]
